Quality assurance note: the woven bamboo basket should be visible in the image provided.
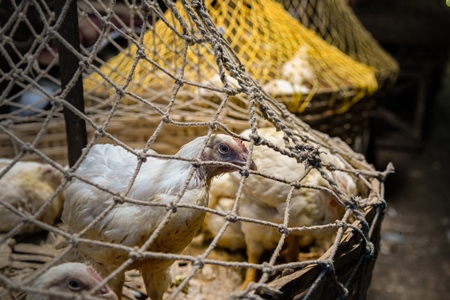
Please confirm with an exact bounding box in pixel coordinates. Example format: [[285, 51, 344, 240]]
[[0, 163, 384, 300], [0, 115, 270, 166], [254, 188, 384, 299], [0, 120, 386, 298], [0, 1, 390, 299], [0, 114, 386, 300]]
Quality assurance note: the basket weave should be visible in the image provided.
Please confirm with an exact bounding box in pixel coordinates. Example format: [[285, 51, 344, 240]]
[[0, 115, 271, 166], [0, 115, 385, 300], [0, 1, 389, 299], [255, 186, 383, 299]]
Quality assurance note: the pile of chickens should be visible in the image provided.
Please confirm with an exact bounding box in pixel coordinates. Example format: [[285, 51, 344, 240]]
[[205, 127, 364, 290], [0, 128, 367, 300]]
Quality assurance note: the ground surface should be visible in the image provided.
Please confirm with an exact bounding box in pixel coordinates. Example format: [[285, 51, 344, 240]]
[[366, 62, 450, 299]]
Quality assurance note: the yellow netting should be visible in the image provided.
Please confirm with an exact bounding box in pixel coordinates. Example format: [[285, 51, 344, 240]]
[[84, 0, 377, 114], [278, 0, 399, 90]]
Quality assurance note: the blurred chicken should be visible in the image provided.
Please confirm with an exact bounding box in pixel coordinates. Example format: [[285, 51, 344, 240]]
[[206, 128, 360, 289], [263, 46, 312, 96], [26, 262, 117, 300], [205, 177, 246, 251], [61, 135, 256, 300], [0, 159, 64, 236]]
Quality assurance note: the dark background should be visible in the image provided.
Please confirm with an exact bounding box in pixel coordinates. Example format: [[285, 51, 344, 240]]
[[349, 0, 450, 298]]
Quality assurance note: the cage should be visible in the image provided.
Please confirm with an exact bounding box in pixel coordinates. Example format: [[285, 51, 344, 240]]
[[0, 1, 391, 299]]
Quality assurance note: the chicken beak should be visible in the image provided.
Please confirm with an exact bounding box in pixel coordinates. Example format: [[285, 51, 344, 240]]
[[248, 158, 257, 171], [235, 155, 257, 171]]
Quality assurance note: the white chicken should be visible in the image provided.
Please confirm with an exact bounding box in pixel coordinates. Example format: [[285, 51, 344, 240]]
[[26, 262, 118, 300], [262, 46, 313, 96], [61, 134, 256, 300], [206, 127, 360, 289], [0, 159, 64, 236], [205, 179, 246, 252], [198, 74, 241, 98]]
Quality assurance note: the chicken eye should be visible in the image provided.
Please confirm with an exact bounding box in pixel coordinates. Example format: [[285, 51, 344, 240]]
[[218, 144, 229, 155], [67, 278, 82, 291]]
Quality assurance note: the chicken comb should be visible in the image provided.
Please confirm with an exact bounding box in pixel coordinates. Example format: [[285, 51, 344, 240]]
[[87, 266, 111, 293], [232, 137, 248, 154], [86, 266, 103, 283]]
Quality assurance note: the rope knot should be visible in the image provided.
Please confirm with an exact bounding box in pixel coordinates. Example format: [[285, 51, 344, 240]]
[[139, 2, 150, 13], [70, 233, 80, 247], [3, 36, 12, 44], [377, 198, 387, 211], [115, 87, 125, 97], [225, 213, 238, 223], [336, 220, 348, 229], [191, 158, 201, 168], [161, 115, 171, 123], [94, 127, 105, 138], [249, 133, 261, 146], [101, 16, 110, 27], [113, 196, 125, 205], [208, 122, 217, 130], [261, 262, 275, 275], [79, 57, 90, 70], [21, 143, 33, 154], [22, 214, 34, 224], [193, 256, 204, 268], [174, 78, 184, 87], [50, 97, 62, 108], [224, 87, 239, 96], [345, 197, 358, 210], [129, 247, 144, 260], [306, 154, 321, 168], [290, 181, 301, 189], [136, 48, 146, 58], [137, 152, 147, 163], [12, 70, 23, 80], [321, 260, 334, 272], [239, 169, 250, 177], [182, 34, 196, 46], [277, 226, 289, 235], [63, 172, 73, 182], [167, 202, 177, 213], [327, 164, 336, 171]]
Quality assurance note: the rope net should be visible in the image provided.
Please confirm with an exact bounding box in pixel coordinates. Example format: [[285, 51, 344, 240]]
[[0, 1, 391, 299]]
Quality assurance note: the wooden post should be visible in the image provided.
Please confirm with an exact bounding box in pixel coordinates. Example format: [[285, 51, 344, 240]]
[[54, 0, 87, 167]]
